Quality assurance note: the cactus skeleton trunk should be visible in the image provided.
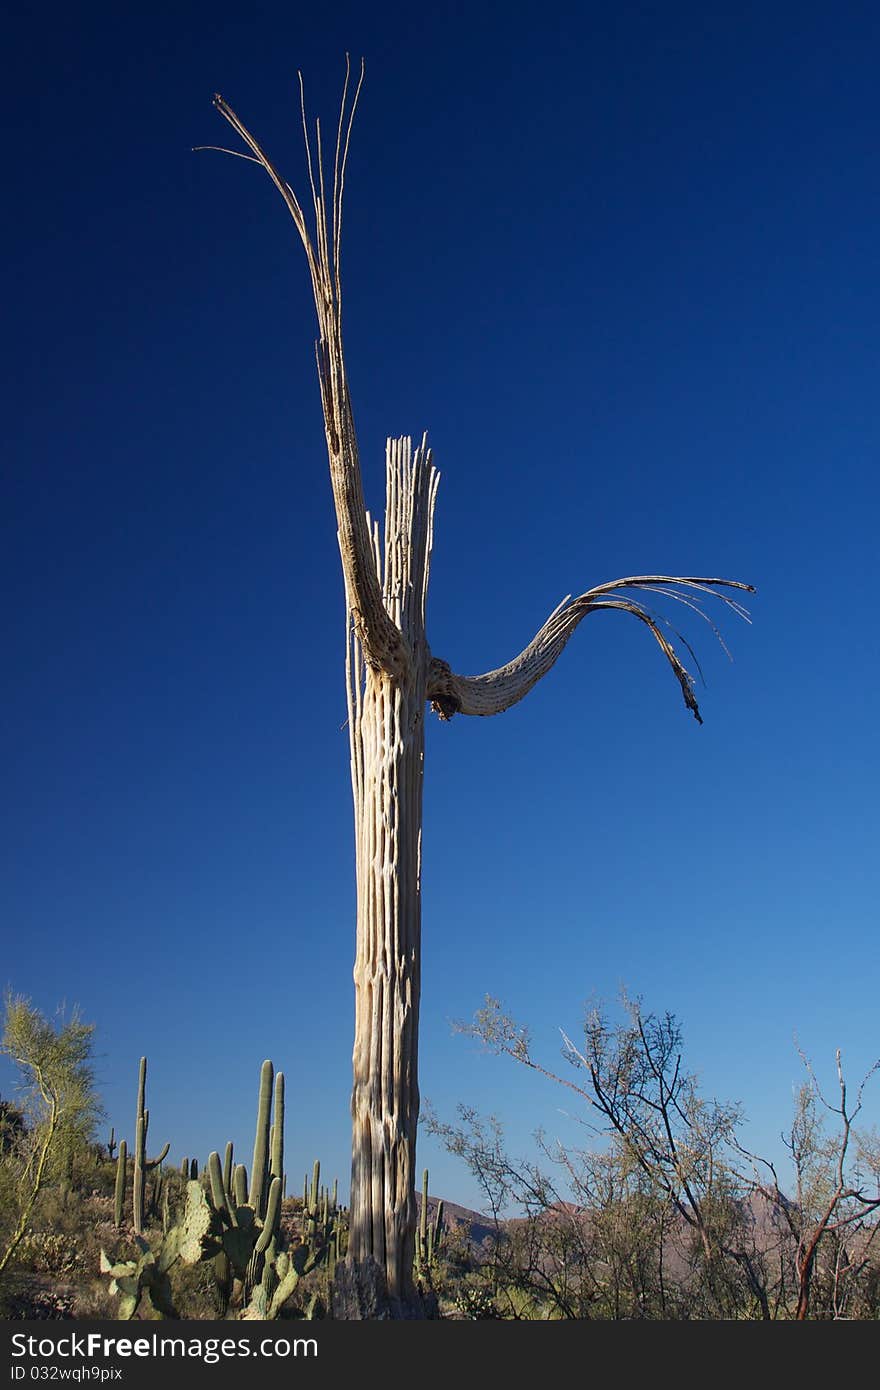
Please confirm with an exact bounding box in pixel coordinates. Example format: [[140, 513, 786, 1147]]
[[207, 60, 753, 1315], [342, 437, 435, 1302]]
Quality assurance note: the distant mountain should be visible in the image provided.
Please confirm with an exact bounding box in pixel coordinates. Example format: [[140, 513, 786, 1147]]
[[430, 1186, 879, 1275]]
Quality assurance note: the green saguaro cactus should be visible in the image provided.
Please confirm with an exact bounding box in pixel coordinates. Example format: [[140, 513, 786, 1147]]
[[222, 1141, 234, 1201], [132, 1056, 170, 1235], [270, 1071, 284, 1189], [121, 1059, 336, 1319], [415, 1168, 444, 1280], [176, 1060, 299, 1316], [250, 1059, 274, 1222], [114, 1139, 128, 1228]]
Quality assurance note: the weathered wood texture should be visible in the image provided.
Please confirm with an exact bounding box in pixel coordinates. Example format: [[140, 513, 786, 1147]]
[[343, 437, 437, 1304]]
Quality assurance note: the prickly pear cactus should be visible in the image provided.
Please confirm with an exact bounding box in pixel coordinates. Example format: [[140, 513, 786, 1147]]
[[99, 1232, 180, 1319], [177, 1180, 222, 1264]]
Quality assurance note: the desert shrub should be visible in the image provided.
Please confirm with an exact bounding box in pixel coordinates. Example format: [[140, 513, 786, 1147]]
[[15, 1232, 82, 1278], [0, 995, 102, 1283]]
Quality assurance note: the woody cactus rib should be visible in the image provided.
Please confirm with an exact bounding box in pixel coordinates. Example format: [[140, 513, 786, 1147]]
[[211, 66, 407, 681], [427, 575, 754, 725]]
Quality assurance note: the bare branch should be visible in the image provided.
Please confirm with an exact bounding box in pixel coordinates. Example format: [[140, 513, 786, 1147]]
[[428, 575, 754, 723]]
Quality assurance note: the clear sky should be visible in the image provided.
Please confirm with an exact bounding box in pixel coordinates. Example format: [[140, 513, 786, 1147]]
[[3, 1, 879, 1215]]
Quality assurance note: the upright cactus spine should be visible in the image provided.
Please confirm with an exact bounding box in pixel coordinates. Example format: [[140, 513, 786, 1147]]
[[232, 1163, 249, 1208], [302, 1160, 322, 1241], [222, 1142, 234, 1202], [310, 1159, 320, 1213], [432, 1199, 444, 1264], [415, 1168, 444, 1279], [418, 1167, 429, 1263], [208, 1149, 232, 1222], [133, 1058, 147, 1235], [248, 1065, 285, 1295], [298, 1158, 340, 1252], [132, 1056, 170, 1235], [250, 1060, 273, 1221], [114, 1139, 127, 1228], [199, 1061, 290, 1312], [150, 1166, 165, 1220], [168, 1060, 336, 1319], [270, 1071, 284, 1190]]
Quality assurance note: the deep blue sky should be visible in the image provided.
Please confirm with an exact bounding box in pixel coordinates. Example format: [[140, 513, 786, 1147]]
[[3, 2, 879, 1213]]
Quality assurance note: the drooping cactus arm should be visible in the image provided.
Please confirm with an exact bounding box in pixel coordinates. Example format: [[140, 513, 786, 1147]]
[[426, 575, 754, 724], [210, 65, 410, 680]]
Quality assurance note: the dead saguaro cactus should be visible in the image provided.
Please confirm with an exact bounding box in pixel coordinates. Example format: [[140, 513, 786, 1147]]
[[204, 59, 753, 1315]]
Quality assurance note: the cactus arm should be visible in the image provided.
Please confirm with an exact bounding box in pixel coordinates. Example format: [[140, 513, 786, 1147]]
[[250, 1060, 274, 1220]]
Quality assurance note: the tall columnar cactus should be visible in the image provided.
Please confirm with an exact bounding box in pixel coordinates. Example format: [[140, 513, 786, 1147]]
[[250, 1059, 274, 1222], [149, 1166, 165, 1220], [176, 1059, 312, 1317], [302, 1159, 322, 1241], [107, 1126, 117, 1162], [270, 1071, 284, 1189], [299, 1157, 341, 1259], [415, 1168, 444, 1280], [111, 1059, 337, 1320], [222, 1141, 234, 1201], [132, 1056, 170, 1235], [232, 1164, 249, 1208], [207, 1150, 232, 1222], [114, 1139, 128, 1228]]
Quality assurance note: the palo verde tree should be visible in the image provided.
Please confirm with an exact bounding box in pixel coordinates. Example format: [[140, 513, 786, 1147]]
[[751, 1049, 880, 1319], [0, 994, 102, 1281], [204, 59, 753, 1316]]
